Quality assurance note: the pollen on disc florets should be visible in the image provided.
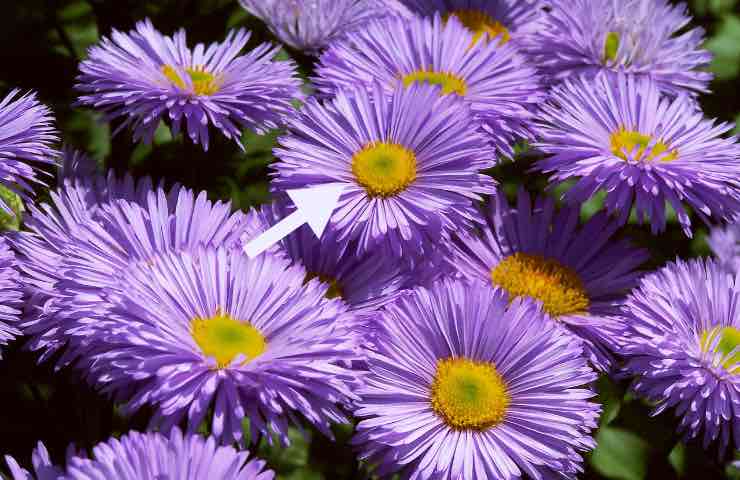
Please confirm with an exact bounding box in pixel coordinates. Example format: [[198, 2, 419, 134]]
[[430, 357, 510, 430], [402, 70, 468, 96], [446, 9, 510, 46], [162, 64, 222, 96], [491, 252, 590, 317], [191, 312, 266, 368], [610, 128, 679, 162], [352, 141, 417, 198]]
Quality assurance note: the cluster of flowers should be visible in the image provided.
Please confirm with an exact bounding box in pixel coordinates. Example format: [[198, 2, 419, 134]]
[[1, 0, 740, 478]]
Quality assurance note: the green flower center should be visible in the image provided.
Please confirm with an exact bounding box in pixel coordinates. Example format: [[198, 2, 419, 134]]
[[191, 312, 266, 367], [603, 31, 620, 62], [161, 65, 221, 96], [430, 357, 509, 430], [700, 326, 740, 373], [352, 142, 417, 197]]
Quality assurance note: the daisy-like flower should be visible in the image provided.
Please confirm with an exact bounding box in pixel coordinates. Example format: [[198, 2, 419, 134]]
[[396, 0, 547, 47], [242, 199, 408, 312], [620, 258, 740, 453], [315, 14, 543, 156], [535, 73, 740, 237], [0, 237, 22, 356], [355, 278, 599, 479], [239, 0, 391, 53], [708, 222, 740, 274], [0, 89, 58, 212], [447, 189, 648, 371], [529, 0, 711, 96], [74, 247, 360, 445], [272, 82, 497, 257], [17, 185, 249, 367], [5, 429, 274, 479], [75, 19, 302, 151]]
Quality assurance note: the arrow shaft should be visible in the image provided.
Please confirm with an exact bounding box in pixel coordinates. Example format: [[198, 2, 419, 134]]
[[244, 210, 306, 258]]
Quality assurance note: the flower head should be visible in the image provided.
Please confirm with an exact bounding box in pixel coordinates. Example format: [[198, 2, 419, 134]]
[[708, 221, 740, 274], [355, 278, 599, 479], [239, 0, 391, 53], [76, 19, 302, 150], [396, 0, 547, 47], [446, 189, 648, 371], [620, 258, 740, 453], [5, 429, 274, 480], [0, 89, 58, 212], [315, 14, 543, 156], [530, 0, 711, 96], [535, 73, 740, 236], [73, 247, 361, 444], [272, 82, 496, 258]]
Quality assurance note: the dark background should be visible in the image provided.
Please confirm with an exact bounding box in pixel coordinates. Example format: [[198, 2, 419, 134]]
[[0, 1, 739, 478]]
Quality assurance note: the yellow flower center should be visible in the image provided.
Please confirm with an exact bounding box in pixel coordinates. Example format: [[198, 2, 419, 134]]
[[604, 31, 620, 62], [191, 312, 266, 367], [610, 129, 679, 162], [700, 326, 740, 374], [161, 65, 221, 96], [304, 272, 344, 299], [352, 142, 417, 198], [430, 357, 509, 430], [446, 9, 510, 46], [491, 252, 590, 317], [402, 70, 468, 96]]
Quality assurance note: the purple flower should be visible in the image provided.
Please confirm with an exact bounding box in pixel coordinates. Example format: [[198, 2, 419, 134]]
[[272, 82, 496, 258], [535, 73, 740, 237], [315, 14, 543, 156], [0, 237, 22, 356], [5, 429, 274, 479], [75, 19, 302, 151], [446, 189, 648, 372], [239, 0, 392, 53], [354, 278, 599, 479], [529, 0, 711, 96], [708, 221, 740, 274], [396, 0, 547, 47], [242, 198, 409, 312], [0, 89, 58, 212], [73, 247, 360, 445], [16, 184, 249, 368], [620, 258, 740, 453]]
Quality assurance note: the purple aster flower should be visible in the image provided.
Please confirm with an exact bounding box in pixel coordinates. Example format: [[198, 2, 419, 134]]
[[529, 0, 711, 96], [0, 237, 22, 356], [16, 184, 248, 367], [73, 247, 360, 445], [0, 89, 58, 212], [446, 189, 648, 372], [239, 0, 392, 53], [396, 0, 547, 47], [75, 19, 302, 151], [620, 258, 740, 453], [272, 82, 497, 258], [535, 73, 740, 237], [242, 198, 409, 312], [5, 428, 274, 480], [315, 14, 543, 156], [355, 278, 599, 479]]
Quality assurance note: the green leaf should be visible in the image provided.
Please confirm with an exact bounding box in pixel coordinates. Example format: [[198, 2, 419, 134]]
[[590, 426, 651, 480], [705, 15, 740, 80]]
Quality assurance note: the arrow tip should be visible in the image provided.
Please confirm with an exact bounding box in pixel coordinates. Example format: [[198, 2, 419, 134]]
[[286, 183, 346, 239]]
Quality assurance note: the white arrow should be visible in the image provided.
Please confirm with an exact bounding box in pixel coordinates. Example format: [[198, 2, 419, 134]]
[[243, 183, 346, 258]]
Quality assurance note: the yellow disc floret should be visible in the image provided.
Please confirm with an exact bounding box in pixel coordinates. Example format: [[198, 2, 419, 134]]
[[431, 357, 509, 430], [610, 129, 679, 162], [402, 70, 468, 96], [304, 272, 345, 300], [446, 9, 510, 46], [700, 326, 740, 374], [491, 252, 590, 317], [352, 142, 417, 198], [191, 312, 266, 367], [162, 64, 221, 96]]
